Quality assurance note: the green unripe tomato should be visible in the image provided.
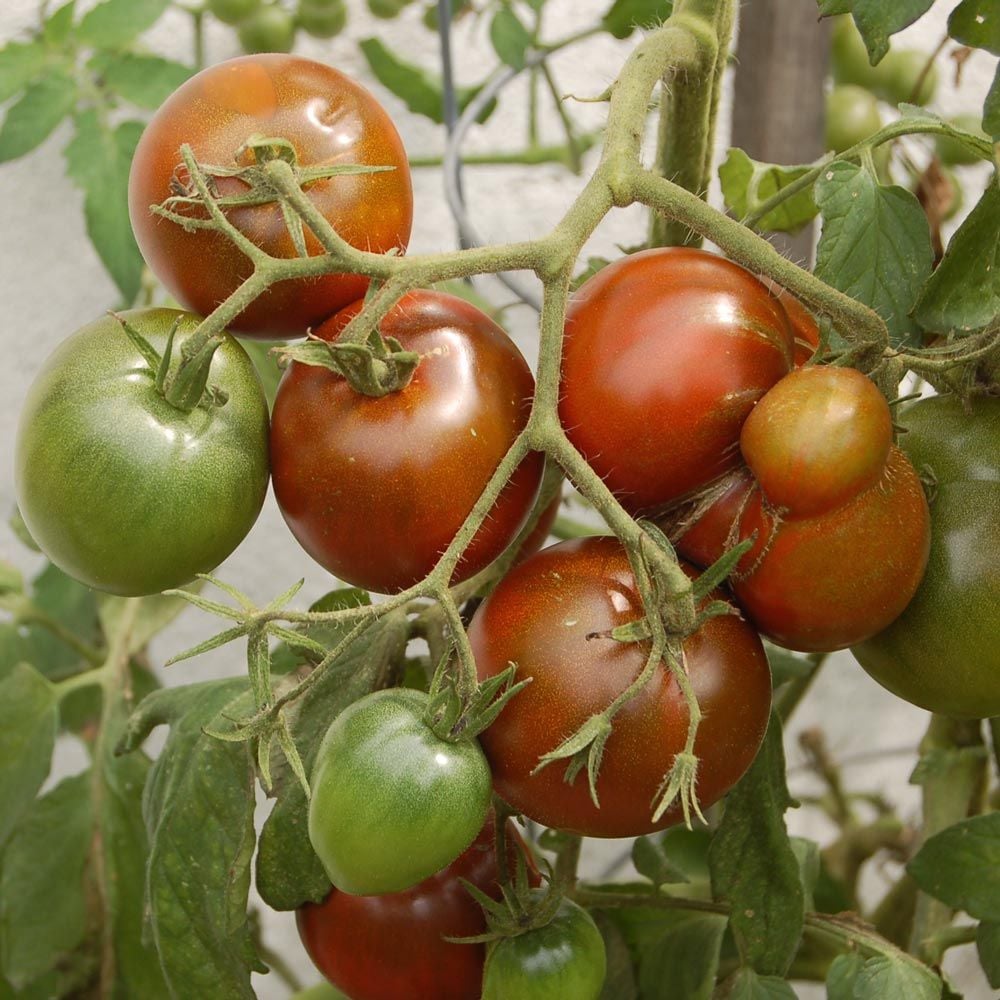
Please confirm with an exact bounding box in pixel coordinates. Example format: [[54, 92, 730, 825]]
[[308, 688, 492, 895], [15, 309, 270, 596], [936, 113, 990, 167], [852, 396, 1000, 719], [298, 0, 346, 38], [825, 85, 882, 153], [208, 0, 261, 25], [830, 16, 879, 91], [368, 0, 411, 18], [238, 4, 297, 53], [482, 896, 607, 1000], [879, 48, 937, 106]]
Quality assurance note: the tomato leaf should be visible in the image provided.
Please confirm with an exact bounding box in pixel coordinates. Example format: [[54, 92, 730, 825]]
[[256, 613, 407, 911], [708, 717, 803, 976], [0, 41, 47, 103], [788, 836, 820, 912], [43, 1, 77, 46], [718, 149, 818, 234], [913, 182, 1000, 334], [125, 678, 264, 999], [850, 954, 942, 1000], [814, 161, 933, 348], [90, 52, 193, 110], [826, 952, 865, 1000], [0, 71, 76, 163], [359, 38, 497, 125], [0, 773, 92, 989], [948, 0, 1000, 54], [818, 1, 935, 63], [77, 0, 172, 49], [98, 589, 195, 657], [720, 968, 797, 1000], [977, 921, 1000, 988], [631, 835, 691, 888], [638, 912, 727, 1000], [0, 664, 57, 849], [907, 813, 1000, 921], [592, 912, 638, 1000], [601, 0, 674, 39], [985, 66, 1000, 138], [64, 112, 145, 303], [490, 7, 532, 70]]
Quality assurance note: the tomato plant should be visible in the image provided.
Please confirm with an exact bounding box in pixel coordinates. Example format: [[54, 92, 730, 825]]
[[270, 290, 544, 593], [14, 308, 269, 597], [852, 395, 1000, 718], [560, 248, 796, 515], [673, 367, 930, 651], [481, 895, 607, 1000], [825, 85, 882, 153], [298, 816, 535, 1000], [308, 687, 492, 895], [128, 54, 413, 338], [468, 536, 772, 837]]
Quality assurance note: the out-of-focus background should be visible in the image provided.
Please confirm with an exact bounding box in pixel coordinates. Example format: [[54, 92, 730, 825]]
[[1, 1, 996, 996]]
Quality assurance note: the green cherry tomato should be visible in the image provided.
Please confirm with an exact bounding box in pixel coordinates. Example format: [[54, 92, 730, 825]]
[[825, 85, 882, 154], [308, 688, 492, 895], [15, 309, 270, 596], [935, 113, 990, 167], [852, 396, 1000, 718], [208, 0, 262, 25], [830, 16, 880, 91], [879, 48, 937, 106], [238, 4, 297, 53], [297, 0, 346, 38], [482, 896, 607, 1000]]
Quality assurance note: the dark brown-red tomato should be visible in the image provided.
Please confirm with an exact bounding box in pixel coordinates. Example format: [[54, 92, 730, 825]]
[[270, 290, 543, 593], [468, 536, 772, 837], [560, 248, 796, 515], [128, 54, 413, 338]]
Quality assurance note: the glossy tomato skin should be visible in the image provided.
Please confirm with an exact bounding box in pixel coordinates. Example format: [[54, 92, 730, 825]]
[[468, 536, 772, 837], [852, 396, 1000, 718], [271, 290, 543, 593], [128, 55, 412, 338], [298, 817, 535, 1000], [560, 248, 796, 515], [15, 309, 269, 596], [481, 896, 606, 1000], [308, 688, 492, 896]]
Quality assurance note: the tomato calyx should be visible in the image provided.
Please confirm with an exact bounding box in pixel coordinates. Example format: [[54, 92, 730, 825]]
[[114, 312, 229, 413]]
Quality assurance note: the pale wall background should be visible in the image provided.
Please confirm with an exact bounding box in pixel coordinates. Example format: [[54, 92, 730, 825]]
[[0, 1, 996, 997]]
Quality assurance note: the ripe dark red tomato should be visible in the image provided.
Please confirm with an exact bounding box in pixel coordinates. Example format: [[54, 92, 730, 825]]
[[560, 248, 796, 515], [128, 54, 412, 339], [270, 290, 544, 593], [297, 817, 536, 1000], [468, 536, 772, 837], [671, 368, 930, 652]]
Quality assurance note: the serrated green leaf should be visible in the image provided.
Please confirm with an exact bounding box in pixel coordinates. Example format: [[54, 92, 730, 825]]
[[815, 161, 933, 347], [907, 813, 1000, 921], [913, 182, 1000, 334], [64, 112, 144, 302], [359, 38, 497, 125], [826, 951, 865, 1000], [708, 718, 803, 976], [638, 912, 727, 1000], [43, 1, 77, 45], [0, 72, 76, 163], [985, 65, 1000, 137], [0, 773, 92, 988], [719, 149, 818, 234], [77, 0, 171, 48], [601, 0, 674, 39], [256, 614, 407, 910], [852, 954, 941, 1000], [948, 0, 1000, 55], [723, 967, 797, 1000], [976, 921, 1000, 989], [490, 8, 532, 70], [0, 663, 57, 849], [823, 2, 936, 63], [133, 678, 262, 998], [0, 41, 47, 103], [92, 52, 193, 109]]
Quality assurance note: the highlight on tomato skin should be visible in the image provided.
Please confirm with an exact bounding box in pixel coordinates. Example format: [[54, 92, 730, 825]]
[[297, 816, 538, 1000], [269, 289, 544, 594], [559, 247, 797, 516], [127, 53, 414, 339], [468, 535, 773, 838]]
